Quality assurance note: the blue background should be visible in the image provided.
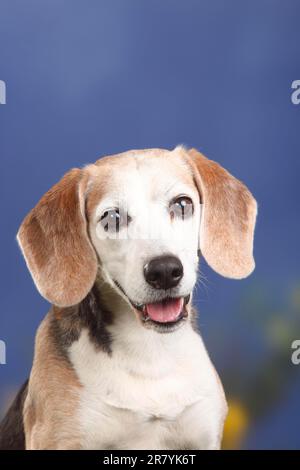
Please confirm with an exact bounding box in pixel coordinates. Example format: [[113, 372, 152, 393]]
[[1, 0, 300, 449]]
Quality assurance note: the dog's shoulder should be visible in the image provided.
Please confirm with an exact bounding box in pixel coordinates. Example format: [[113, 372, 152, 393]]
[[24, 311, 83, 449]]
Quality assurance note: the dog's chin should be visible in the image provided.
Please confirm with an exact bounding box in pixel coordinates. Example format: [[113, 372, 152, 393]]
[[132, 294, 191, 333]]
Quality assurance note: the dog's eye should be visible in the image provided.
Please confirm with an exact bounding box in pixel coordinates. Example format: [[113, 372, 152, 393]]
[[170, 196, 194, 220], [99, 209, 130, 232]]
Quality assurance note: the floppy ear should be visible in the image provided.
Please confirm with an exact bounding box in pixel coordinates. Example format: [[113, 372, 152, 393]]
[[17, 168, 98, 307], [186, 148, 257, 279]]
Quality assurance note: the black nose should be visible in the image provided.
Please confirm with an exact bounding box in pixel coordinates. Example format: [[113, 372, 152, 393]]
[[144, 255, 183, 290]]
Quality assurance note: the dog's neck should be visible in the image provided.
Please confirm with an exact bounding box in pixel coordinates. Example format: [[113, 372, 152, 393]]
[[94, 271, 132, 322]]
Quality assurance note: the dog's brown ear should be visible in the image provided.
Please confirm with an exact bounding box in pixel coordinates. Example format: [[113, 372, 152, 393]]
[[186, 148, 257, 279], [17, 168, 98, 307]]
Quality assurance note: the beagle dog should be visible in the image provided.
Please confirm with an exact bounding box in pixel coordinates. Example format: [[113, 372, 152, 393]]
[[0, 146, 257, 450]]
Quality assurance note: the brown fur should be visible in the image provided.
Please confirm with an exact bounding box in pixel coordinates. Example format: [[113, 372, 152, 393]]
[[17, 169, 98, 307], [24, 314, 82, 449], [185, 148, 257, 279]]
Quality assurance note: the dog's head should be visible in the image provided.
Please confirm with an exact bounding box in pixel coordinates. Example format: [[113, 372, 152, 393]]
[[17, 147, 257, 333]]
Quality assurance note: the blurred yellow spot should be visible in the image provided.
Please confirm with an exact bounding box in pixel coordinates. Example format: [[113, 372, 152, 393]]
[[222, 400, 249, 450]]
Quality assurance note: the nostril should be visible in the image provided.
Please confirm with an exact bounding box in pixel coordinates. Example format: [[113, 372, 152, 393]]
[[172, 267, 182, 279]]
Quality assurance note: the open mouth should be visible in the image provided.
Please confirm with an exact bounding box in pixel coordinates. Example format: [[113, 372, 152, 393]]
[[133, 295, 190, 327], [112, 279, 190, 330]]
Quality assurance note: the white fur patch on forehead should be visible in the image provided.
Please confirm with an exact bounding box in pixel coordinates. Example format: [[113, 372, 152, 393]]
[[100, 146, 194, 186], [95, 145, 189, 167]]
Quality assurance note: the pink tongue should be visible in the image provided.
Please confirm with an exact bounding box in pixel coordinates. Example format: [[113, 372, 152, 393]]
[[146, 298, 184, 323]]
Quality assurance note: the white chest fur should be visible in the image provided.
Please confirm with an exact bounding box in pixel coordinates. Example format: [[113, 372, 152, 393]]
[[68, 320, 227, 450]]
